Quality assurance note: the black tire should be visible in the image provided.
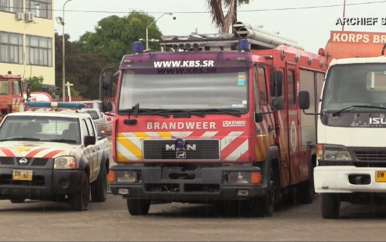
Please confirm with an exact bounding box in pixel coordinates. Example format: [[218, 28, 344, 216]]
[[321, 193, 340, 219], [252, 168, 275, 217], [91, 164, 108, 202], [68, 172, 90, 211], [127, 199, 151, 216], [299, 161, 315, 204], [10, 198, 25, 203]]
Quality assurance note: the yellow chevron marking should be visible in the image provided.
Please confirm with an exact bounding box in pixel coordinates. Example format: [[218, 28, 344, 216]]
[[133, 132, 150, 139], [14, 147, 31, 153], [156, 132, 172, 138], [254, 144, 262, 160], [116, 151, 128, 162], [256, 135, 267, 160], [117, 133, 142, 160]]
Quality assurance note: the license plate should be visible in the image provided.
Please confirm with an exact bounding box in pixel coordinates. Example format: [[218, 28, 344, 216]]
[[375, 171, 386, 182], [12, 170, 33, 181]]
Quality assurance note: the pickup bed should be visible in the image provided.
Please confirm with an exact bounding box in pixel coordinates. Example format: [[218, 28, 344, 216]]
[[0, 110, 110, 211]]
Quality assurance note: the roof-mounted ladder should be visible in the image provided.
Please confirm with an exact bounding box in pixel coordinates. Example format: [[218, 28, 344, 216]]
[[158, 21, 304, 52]]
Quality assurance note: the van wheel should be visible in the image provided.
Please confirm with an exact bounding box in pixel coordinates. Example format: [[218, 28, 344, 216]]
[[127, 199, 151, 215], [68, 172, 89, 211], [91, 164, 107, 202], [321, 193, 340, 219], [10, 198, 25, 203]]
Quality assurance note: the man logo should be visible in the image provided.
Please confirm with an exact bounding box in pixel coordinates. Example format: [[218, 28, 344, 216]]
[[165, 144, 197, 151]]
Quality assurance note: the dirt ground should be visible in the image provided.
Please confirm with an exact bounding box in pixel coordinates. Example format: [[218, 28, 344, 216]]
[[1, 138, 385, 241], [1, 194, 386, 241]]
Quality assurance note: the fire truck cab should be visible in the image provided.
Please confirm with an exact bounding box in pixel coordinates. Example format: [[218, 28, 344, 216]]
[[0, 72, 29, 120], [102, 22, 326, 216]]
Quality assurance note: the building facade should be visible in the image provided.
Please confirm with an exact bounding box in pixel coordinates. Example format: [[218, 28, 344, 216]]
[[0, 0, 55, 85]]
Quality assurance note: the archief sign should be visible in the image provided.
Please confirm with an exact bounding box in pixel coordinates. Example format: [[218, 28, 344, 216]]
[[331, 31, 386, 44]]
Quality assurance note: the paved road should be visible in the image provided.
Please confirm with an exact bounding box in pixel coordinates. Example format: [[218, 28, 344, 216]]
[[1, 194, 386, 241], [1, 139, 385, 241]]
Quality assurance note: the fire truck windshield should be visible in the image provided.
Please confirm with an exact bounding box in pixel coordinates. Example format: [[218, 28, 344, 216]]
[[322, 63, 386, 112], [118, 68, 248, 112]]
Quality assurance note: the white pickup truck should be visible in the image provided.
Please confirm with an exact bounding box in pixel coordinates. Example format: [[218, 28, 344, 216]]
[[0, 102, 110, 211]]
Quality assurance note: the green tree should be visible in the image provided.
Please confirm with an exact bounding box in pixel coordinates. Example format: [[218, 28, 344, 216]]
[[22, 76, 43, 92], [207, 0, 253, 33], [76, 11, 163, 65], [55, 33, 108, 99]]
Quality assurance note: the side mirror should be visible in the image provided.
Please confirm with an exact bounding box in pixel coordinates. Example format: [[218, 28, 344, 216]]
[[101, 101, 113, 112], [270, 97, 284, 111], [254, 113, 263, 123], [298, 91, 310, 110], [269, 71, 283, 97], [84, 135, 96, 147]]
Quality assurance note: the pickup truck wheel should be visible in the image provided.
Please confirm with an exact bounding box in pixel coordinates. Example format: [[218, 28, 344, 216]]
[[127, 199, 151, 215], [91, 164, 107, 202], [68, 172, 89, 211], [10, 198, 25, 203], [321, 193, 340, 219]]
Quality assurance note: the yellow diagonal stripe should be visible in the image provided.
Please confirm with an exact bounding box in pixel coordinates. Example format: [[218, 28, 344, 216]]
[[116, 133, 142, 160]]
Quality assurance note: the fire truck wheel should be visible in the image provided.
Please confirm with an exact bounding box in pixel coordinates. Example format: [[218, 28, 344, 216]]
[[91, 164, 108, 202], [252, 169, 275, 217], [299, 160, 315, 204], [126, 199, 151, 215], [10, 198, 25, 203], [321, 193, 340, 219], [68, 172, 90, 211]]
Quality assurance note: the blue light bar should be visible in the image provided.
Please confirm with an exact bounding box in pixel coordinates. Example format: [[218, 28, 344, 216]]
[[25, 102, 86, 109], [237, 39, 249, 52], [132, 41, 144, 53]]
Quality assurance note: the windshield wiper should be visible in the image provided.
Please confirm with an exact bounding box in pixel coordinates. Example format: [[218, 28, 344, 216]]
[[138, 109, 170, 118], [164, 110, 206, 118], [332, 105, 386, 117], [0, 137, 41, 141], [43, 139, 78, 143], [192, 108, 242, 117]]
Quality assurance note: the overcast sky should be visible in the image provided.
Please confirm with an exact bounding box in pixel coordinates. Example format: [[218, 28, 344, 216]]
[[54, 0, 386, 53]]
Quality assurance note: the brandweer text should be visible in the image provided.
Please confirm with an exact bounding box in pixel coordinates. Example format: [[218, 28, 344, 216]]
[[147, 122, 216, 130]]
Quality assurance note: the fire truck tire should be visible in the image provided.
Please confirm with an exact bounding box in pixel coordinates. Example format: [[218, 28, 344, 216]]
[[299, 160, 315, 204], [253, 168, 275, 217], [321, 193, 340, 219], [10, 198, 25, 203], [127, 199, 151, 215], [91, 164, 107, 202], [68, 172, 90, 211]]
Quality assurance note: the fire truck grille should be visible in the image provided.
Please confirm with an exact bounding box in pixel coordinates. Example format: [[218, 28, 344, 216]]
[[143, 139, 220, 160]]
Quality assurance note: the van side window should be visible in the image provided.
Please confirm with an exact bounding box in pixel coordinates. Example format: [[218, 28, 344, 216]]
[[287, 70, 295, 104], [257, 67, 268, 105]]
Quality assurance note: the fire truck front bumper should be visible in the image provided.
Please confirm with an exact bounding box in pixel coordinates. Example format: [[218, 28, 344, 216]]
[[110, 164, 269, 202], [314, 164, 386, 194]]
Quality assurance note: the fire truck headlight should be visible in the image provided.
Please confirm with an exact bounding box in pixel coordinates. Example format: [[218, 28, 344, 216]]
[[324, 150, 351, 161], [116, 171, 138, 183], [225, 172, 261, 184]]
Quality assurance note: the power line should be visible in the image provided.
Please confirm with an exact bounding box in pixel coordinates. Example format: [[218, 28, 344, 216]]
[[49, 0, 386, 14]]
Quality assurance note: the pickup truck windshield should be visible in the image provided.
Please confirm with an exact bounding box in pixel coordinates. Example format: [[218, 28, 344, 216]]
[[118, 68, 248, 112], [0, 116, 81, 144], [322, 63, 386, 112]]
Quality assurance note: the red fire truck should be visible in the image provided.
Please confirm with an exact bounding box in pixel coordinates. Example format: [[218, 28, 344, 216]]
[[102, 22, 326, 216], [0, 72, 30, 121]]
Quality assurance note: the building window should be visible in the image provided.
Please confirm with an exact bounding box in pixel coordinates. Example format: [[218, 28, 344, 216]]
[[0, 31, 23, 64], [26, 35, 53, 67], [0, 0, 23, 13], [26, 0, 52, 19]]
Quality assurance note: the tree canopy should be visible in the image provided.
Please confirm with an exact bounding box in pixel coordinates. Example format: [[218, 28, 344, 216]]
[[76, 11, 163, 65], [207, 0, 253, 33]]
